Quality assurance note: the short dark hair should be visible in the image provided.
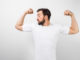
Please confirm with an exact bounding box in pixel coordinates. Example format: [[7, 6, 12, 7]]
[[37, 8, 51, 20]]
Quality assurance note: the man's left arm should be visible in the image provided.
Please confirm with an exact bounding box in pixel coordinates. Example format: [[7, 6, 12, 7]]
[[64, 10, 79, 34]]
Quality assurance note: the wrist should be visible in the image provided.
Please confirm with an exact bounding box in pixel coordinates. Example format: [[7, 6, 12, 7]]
[[24, 11, 28, 15], [24, 12, 28, 16], [70, 13, 74, 17]]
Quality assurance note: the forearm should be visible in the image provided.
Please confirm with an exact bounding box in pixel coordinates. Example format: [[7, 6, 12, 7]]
[[15, 13, 27, 26], [70, 15, 79, 32], [15, 8, 33, 31]]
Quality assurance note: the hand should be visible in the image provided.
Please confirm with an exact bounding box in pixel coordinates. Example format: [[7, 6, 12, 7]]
[[64, 10, 74, 17], [25, 8, 33, 14]]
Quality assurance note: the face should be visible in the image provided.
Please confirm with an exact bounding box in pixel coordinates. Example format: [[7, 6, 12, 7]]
[[37, 11, 45, 25]]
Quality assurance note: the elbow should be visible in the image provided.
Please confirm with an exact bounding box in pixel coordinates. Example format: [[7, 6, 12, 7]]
[[15, 25, 18, 29], [15, 25, 20, 30], [73, 29, 79, 34], [15, 25, 23, 31]]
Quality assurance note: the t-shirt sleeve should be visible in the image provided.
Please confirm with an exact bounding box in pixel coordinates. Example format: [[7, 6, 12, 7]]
[[22, 23, 34, 32], [58, 24, 70, 34]]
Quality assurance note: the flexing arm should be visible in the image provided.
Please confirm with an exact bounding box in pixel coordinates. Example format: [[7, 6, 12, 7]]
[[64, 10, 79, 34], [15, 8, 33, 31]]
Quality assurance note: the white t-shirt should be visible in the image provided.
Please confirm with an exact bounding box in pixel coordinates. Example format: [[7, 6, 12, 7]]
[[22, 23, 70, 60]]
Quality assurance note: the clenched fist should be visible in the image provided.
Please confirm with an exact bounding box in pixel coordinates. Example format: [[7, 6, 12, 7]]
[[64, 10, 74, 17], [25, 8, 33, 14]]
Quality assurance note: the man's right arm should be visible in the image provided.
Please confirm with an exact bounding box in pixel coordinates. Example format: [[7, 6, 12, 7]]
[[15, 8, 33, 31]]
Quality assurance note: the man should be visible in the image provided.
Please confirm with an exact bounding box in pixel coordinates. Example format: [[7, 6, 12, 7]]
[[15, 8, 79, 60]]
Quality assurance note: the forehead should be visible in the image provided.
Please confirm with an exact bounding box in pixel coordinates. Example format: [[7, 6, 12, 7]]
[[37, 11, 43, 15]]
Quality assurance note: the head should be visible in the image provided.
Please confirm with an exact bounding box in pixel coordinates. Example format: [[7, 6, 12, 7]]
[[37, 8, 51, 25]]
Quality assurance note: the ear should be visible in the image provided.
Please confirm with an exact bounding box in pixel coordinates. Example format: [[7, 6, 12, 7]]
[[44, 15, 48, 20]]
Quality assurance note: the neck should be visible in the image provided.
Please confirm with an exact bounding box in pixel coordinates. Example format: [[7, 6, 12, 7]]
[[43, 20, 50, 26]]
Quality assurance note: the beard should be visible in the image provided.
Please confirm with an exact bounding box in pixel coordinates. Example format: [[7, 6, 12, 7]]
[[38, 19, 45, 25]]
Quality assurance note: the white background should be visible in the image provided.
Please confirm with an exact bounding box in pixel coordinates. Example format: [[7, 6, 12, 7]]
[[0, 0, 80, 60]]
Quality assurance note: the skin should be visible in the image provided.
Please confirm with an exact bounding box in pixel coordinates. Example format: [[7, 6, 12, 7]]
[[37, 11, 50, 26], [15, 8, 79, 34], [64, 10, 79, 34]]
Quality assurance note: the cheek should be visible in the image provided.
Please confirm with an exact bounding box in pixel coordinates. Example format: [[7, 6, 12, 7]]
[[39, 16, 44, 21], [37, 15, 44, 21]]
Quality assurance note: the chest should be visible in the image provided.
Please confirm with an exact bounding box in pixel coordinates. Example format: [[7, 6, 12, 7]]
[[32, 26, 60, 38]]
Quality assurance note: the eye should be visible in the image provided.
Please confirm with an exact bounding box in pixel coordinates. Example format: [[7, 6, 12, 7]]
[[38, 15, 40, 17]]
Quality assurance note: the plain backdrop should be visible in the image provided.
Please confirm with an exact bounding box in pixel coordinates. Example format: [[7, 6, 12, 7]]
[[0, 0, 80, 60]]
